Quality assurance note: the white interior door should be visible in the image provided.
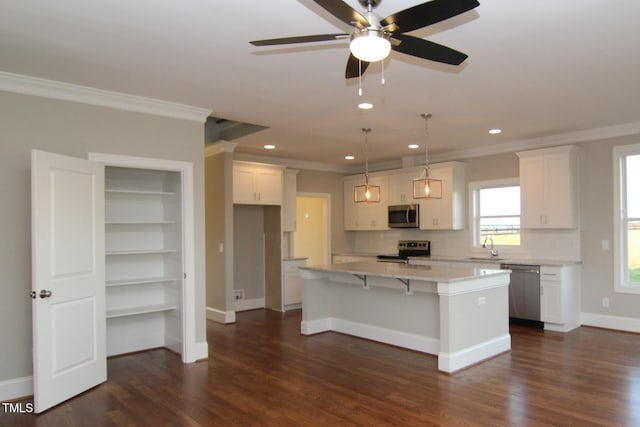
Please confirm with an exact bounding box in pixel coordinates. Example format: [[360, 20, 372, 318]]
[[31, 150, 106, 413]]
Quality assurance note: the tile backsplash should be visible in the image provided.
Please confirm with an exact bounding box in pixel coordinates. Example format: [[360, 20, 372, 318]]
[[352, 227, 581, 261]]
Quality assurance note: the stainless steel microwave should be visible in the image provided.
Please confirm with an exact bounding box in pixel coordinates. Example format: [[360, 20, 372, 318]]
[[388, 204, 419, 228]]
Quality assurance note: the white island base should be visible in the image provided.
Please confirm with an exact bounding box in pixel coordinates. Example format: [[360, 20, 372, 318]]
[[299, 262, 511, 373]]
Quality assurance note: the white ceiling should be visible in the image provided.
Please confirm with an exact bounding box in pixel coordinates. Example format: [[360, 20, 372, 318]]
[[2, 0, 640, 167]]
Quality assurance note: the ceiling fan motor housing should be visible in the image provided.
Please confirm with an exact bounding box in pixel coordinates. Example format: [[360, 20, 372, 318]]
[[358, 0, 382, 9]]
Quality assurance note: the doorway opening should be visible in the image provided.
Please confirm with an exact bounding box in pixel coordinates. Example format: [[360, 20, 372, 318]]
[[294, 193, 331, 265]]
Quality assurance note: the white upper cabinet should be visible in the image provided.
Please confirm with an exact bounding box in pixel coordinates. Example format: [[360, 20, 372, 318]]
[[233, 161, 283, 205], [517, 146, 578, 228], [343, 175, 389, 231], [419, 162, 466, 230], [388, 169, 419, 205]]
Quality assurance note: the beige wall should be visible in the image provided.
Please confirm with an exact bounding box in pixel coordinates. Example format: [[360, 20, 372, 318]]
[[0, 90, 207, 382], [294, 197, 326, 265], [296, 169, 353, 253], [578, 135, 640, 317], [204, 152, 233, 312]]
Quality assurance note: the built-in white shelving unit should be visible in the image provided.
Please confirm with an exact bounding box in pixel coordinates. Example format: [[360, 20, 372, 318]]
[[104, 166, 183, 357]]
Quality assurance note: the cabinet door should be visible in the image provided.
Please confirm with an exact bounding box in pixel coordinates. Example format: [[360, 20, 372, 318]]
[[233, 167, 256, 204], [358, 175, 388, 230], [254, 168, 283, 205], [519, 155, 546, 227], [544, 152, 573, 227], [420, 166, 465, 230], [343, 179, 360, 230], [541, 280, 563, 323], [31, 150, 106, 413], [388, 171, 416, 204]]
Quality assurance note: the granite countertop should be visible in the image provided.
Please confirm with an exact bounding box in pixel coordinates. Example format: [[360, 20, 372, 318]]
[[409, 255, 581, 267], [332, 252, 580, 267], [300, 261, 509, 283]]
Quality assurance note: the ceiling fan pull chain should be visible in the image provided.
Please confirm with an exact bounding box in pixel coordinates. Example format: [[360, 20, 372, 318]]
[[358, 59, 363, 96], [381, 59, 385, 85]]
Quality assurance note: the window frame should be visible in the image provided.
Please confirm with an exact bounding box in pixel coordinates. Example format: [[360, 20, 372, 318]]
[[613, 143, 640, 294], [469, 178, 521, 249]]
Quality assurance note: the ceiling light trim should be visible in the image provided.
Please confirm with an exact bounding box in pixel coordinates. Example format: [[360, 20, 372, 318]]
[[0, 71, 212, 123]]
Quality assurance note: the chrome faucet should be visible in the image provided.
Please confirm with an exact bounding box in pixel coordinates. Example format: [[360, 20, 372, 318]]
[[483, 237, 499, 257]]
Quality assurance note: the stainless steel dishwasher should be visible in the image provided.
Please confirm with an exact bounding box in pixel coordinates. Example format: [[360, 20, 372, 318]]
[[500, 263, 542, 327]]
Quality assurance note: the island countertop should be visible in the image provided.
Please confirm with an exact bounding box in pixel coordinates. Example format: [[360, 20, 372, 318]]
[[300, 261, 510, 283]]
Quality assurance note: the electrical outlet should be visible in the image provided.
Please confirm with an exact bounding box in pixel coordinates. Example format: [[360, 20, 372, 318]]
[[602, 297, 609, 308], [478, 296, 486, 306], [233, 289, 244, 301]]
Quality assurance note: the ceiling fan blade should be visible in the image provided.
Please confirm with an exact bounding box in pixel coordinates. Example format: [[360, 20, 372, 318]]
[[313, 0, 369, 28], [345, 54, 370, 79], [391, 34, 468, 65], [250, 33, 349, 46], [381, 0, 479, 34]]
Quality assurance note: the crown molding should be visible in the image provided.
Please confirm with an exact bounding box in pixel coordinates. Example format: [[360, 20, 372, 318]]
[[429, 121, 640, 163], [0, 71, 211, 123], [232, 152, 352, 174], [204, 141, 238, 157]]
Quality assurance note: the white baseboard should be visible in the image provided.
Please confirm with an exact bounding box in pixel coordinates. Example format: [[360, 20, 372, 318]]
[[300, 317, 440, 355], [235, 297, 264, 312], [0, 376, 33, 401], [580, 312, 640, 333], [193, 341, 209, 360], [331, 318, 440, 355], [301, 318, 332, 335], [438, 334, 511, 373], [206, 307, 236, 324]]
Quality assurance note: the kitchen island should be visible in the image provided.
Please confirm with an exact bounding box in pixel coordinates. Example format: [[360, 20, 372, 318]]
[[299, 262, 511, 373]]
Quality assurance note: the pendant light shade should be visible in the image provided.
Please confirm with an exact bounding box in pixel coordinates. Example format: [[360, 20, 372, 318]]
[[355, 127, 380, 203], [413, 113, 442, 200]]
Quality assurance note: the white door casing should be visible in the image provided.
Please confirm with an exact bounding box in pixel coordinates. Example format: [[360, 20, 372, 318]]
[[31, 150, 106, 413]]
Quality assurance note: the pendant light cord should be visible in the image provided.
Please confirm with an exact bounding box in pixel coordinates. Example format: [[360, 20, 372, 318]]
[[421, 113, 432, 178], [362, 127, 372, 184]]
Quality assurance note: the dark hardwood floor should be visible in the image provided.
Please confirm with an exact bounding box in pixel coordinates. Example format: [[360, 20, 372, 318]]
[[3, 309, 640, 426]]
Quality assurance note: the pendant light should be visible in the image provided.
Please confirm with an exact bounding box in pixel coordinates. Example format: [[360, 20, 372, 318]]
[[413, 113, 442, 199], [354, 127, 380, 203]]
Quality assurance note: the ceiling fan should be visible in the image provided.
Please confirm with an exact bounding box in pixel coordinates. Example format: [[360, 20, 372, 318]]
[[250, 0, 480, 79]]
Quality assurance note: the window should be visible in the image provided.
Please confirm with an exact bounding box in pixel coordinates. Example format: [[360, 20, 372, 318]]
[[470, 179, 520, 247], [614, 144, 640, 292]]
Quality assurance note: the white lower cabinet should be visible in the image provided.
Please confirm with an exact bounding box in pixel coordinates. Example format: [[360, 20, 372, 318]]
[[102, 164, 185, 357], [540, 265, 581, 332], [283, 258, 306, 309]]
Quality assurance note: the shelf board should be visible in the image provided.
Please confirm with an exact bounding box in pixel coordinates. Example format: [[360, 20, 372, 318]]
[[106, 303, 178, 319], [106, 249, 177, 256], [106, 276, 177, 287], [105, 189, 176, 196], [105, 220, 177, 225]]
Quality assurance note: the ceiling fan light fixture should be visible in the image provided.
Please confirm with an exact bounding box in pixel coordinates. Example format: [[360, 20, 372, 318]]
[[349, 29, 391, 63]]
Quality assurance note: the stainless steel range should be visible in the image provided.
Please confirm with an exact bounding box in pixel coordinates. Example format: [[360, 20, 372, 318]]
[[377, 240, 431, 263]]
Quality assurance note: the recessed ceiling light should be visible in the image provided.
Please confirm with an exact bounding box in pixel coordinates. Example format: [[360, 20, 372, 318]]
[[358, 102, 374, 110], [345, 155, 355, 160], [489, 129, 502, 135], [264, 144, 276, 149], [408, 144, 420, 149]]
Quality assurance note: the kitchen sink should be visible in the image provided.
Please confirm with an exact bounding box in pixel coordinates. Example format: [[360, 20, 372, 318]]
[[466, 257, 504, 262]]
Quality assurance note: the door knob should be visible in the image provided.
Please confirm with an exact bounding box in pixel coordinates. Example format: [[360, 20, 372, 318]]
[[39, 289, 52, 299]]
